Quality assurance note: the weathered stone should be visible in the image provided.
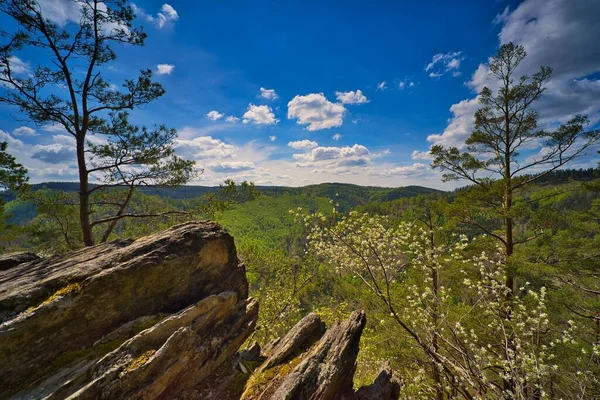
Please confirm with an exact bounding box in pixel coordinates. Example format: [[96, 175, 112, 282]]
[[270, 310, 367, 400], [0, 251, 40, 271], [260, 312, 326, 371], [0, 221, 248, 399], [240, 341, 263, 362], [49, 294, 258, 400], [355, 363, 401, 400]]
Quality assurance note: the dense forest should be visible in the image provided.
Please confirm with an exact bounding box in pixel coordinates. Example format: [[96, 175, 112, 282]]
[[1, 0, 600, 398]]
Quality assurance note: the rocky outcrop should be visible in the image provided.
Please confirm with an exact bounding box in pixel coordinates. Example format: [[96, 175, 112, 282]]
[[355, 363, 401, 400], [0, 221, 253, 399], [0, 222, 400, 400], [260, 312, 326, 371], [270, 310, 366, 400], [237, 311, 401, 400], [0, 251, 40, 271]]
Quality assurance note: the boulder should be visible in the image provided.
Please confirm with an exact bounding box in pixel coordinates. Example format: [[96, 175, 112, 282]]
[[0, 221, 251, 399]]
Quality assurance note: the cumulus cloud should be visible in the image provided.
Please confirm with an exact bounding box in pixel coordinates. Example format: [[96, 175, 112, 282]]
[[206, 110, 224, 121], [335, 89, 369, 105], [377, 81, 387, 91], [32, 1, 130, 34], [425, 51, 465, 78], [12, 126, 38, 136], [174, 136, 236, 160], [225, 116, 240, 123], [0, 130, 24, 149], [293, 144, 371, 171], [1, 56, 31, 88], [332, 133, 342, 141], [430, 0, 600, 150], [380, 163, 431, 177], [288, 140, 318, 150], [3, 56, 30, 75], [242, 104, 278, 125], [259, 87, 279, 100], [411, 150, 433, 160], [427, 97, 480, 148], [31, 135, 76, 164], [133, 3, 179, 29], [207, 161, 255, 173], [287, 93, 345, 131], [269, 136, 277, 141], [156, 64, 175, 75], [35, 0, 82, 25]]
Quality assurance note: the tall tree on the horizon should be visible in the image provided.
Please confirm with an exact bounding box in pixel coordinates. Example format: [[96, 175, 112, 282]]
[[0, 0, 195, 246], [431, 42, 600, 393], [431, 42, 599, 293]]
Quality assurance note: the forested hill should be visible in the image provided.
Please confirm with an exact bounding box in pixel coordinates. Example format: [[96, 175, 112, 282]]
[[24, 181, 441, 204]]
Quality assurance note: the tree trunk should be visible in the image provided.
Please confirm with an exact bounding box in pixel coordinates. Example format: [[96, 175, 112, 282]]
[[77, 137, 93, 246]]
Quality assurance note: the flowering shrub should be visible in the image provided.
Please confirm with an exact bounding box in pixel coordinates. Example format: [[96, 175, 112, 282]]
[[293, 208, 596, 399]]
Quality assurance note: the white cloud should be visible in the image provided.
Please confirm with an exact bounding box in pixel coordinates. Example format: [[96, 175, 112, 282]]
[[377, 81, 387, 91], [335, 89, 369, 105], [427, 97, 480, 148], [156, 64, 175, 75], [411, 150, 433, 160], [294, 144, 369, 165], [133, 3, 179, 29], [259, 87, 279, 100], [174, 136, 237, 160], [380, 163, 432, 177], [425, 51, 465, 78], [12, 126, 38, 136], [493, 6, 510, 26], [36, 0, 82, 25], [269, 136, 277, 142], [31, 135, 76, 164], [225, 116, 240, 123], [332, 133, 342, 141], [243, 104, 278, 125], [207, 161, 255, 173], [33, 1, 130, 34], [287, 93, 345, 131], [41, 124, 68, 133], [5, 56, 30, 75], [206, 110, 224, 121], [431, 0, 600, 151], [288, 140, 318, 150], [398, 79, 417, 90], [0, 130, 25, 149], [1, 56, 31, 88]]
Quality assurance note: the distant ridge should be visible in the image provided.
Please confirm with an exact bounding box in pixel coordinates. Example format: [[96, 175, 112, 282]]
[[27, 181, 443, 203]]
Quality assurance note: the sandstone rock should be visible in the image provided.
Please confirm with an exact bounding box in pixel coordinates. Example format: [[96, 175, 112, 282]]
[[0, 251, 40, 271], [0, 221, 249, 399], [270, 310, 366, 400], [260, 312, 326, 371], [51, 294, 258, 400], [355, 363, 401, 400]]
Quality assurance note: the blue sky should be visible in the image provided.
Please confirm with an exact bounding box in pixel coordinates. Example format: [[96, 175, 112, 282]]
[[1, 0, 599, 188]]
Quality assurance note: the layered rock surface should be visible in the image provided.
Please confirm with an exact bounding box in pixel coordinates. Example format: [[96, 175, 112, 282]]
[[0, 221, 399, 399], [0, 222, 252, 399]]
